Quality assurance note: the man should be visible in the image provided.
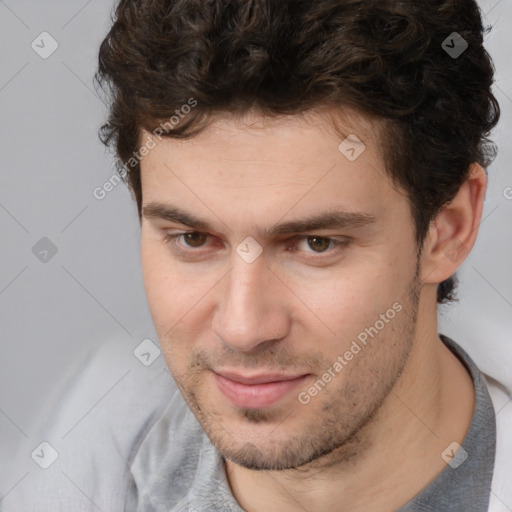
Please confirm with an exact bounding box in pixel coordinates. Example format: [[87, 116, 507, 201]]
[[5, 0, 511, 511]]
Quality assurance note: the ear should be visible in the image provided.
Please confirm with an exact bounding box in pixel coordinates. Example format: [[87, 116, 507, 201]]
[[420, 163, 487, 285]]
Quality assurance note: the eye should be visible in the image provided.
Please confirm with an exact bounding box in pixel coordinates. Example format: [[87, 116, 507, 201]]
[[162, 232, 212, 255], [284, 235, 350, 260], [166, 232, 209, 248], [294, 236, 344, 254], [162, 231, 350, 259]]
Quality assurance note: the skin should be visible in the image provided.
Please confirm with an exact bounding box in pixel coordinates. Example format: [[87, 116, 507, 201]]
[[139, 107, 484, 512]]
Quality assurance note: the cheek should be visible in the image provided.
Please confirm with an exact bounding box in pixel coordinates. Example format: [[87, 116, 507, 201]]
[[140, 242, 196, 372], [140, 237, 216, 338], [287, 262, 410, 353], [141, 239, 166, 312], [140, 237, 184, 331]]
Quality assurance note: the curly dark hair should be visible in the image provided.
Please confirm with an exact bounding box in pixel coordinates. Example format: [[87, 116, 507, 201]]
[[95, 0, 500, 304]]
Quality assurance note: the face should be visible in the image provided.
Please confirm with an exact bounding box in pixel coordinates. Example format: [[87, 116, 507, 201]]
[[140, 109, 422, 471]]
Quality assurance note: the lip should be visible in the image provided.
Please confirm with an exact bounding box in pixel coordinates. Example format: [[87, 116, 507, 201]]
[[213, 370, 310, 409], [214, 370, 308, 385]]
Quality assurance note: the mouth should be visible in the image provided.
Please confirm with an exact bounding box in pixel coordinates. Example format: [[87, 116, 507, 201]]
[[212, 370, 310, 409]]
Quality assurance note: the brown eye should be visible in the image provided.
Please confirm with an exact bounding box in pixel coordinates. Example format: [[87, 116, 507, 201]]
[[289, 235, 351, 260], [162, 232, 212, 254], [305, 236, 332, 253], [182, 232, 208, 247]]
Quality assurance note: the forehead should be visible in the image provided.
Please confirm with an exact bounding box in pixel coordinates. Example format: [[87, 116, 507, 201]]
[[142, 107, 383, 161], [140, 108, 385, 181], [138, 108, 407, 234]]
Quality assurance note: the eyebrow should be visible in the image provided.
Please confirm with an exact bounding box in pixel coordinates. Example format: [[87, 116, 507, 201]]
[[142, 202, 377, 237]]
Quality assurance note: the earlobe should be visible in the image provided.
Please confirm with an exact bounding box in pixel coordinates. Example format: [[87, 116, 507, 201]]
[[420, 163, 487, 285]]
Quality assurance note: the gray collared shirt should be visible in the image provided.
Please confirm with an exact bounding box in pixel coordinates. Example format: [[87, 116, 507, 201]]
[[125, 335, 496, 512]]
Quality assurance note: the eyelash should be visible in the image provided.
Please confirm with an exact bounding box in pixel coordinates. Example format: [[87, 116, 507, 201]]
[[162, 232, 350, 260]]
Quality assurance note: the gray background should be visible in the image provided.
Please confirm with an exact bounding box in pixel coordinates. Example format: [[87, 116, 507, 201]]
[[0, 0, 511, 500]]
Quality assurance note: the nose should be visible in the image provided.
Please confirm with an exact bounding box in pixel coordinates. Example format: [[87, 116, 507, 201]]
[[211, 249, 290, 354]]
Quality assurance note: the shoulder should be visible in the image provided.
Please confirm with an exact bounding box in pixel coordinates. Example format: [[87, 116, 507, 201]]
[[483, 373, 512, 512], [2, 337, 176, 512], [126, 384, 216, 512]]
